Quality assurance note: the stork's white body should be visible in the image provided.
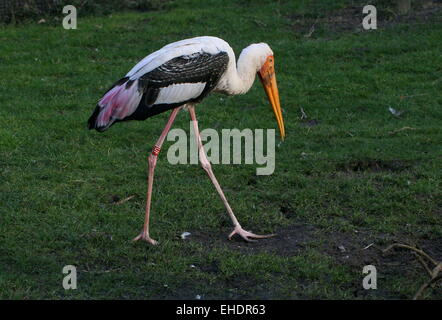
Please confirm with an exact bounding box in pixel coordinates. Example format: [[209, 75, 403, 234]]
[[89, 36, 274, 131], [126, 36, 272, 95]]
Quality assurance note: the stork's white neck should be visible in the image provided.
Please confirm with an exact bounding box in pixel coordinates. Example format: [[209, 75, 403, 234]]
[[217, 43, 273, 95]]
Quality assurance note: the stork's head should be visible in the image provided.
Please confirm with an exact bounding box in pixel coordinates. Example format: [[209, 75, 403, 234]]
[[250, 43, 285, 140]]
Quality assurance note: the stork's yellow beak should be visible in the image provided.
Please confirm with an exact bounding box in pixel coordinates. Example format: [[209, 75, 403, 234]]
[[258, 55, 285, 140]]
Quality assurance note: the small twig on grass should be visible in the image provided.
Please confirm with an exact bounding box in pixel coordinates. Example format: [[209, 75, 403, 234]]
[[363, 243, 374, 250], [304, 17, 319, 38], [300, 107, 308, 119], [79, 0, 89, 10], [253, 19, 267, 28], [389, 126, 416, 135], [82, 267, 122, 274], [432, 262, 442, 278], [383, 243, 438, 266], [413, 273, 442, 300], [113, 195, 135, 205], [386, 8, 398, 20], [71, 179, 86, 183], [383, 243, 442, 299], [413, 252, 434, 278], [432, 77, 442, 85], [400, 93, 429, 99]]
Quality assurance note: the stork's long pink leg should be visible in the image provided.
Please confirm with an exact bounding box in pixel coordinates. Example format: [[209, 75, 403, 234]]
[[133, 107, 181, 244], [188, 106, 275, 242]]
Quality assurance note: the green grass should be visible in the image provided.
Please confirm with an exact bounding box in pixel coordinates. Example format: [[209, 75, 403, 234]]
[[0, 0, 441, 299]]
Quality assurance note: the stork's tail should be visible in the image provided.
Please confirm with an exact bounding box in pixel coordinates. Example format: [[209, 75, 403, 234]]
[[87, 77, 142, 132]]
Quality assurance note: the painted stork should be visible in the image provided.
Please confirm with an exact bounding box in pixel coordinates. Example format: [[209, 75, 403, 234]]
[[87, 36, 285, 245]]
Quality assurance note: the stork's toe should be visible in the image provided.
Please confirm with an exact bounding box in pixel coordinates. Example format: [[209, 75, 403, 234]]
[[228, 226, 275, 242], [133, 232, 159, 245]]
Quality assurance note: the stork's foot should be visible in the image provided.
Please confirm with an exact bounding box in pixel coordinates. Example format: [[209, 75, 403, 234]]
[[133, 232, 158, 245], [228, 225, 276, 242]]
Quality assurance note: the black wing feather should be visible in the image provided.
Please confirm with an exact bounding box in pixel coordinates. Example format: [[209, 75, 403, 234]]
[[125, 51, 229, 121]]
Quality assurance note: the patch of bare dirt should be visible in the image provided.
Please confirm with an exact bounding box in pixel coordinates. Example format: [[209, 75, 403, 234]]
[[289, 2, 442, 37], [190, 224, 317, 257], [189, 223, 442, 298], [337, 159, 411, 173], [189, 223, 441, 261]]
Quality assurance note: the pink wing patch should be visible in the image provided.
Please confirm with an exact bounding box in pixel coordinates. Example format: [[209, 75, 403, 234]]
[[96, 80, 142, 129]]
